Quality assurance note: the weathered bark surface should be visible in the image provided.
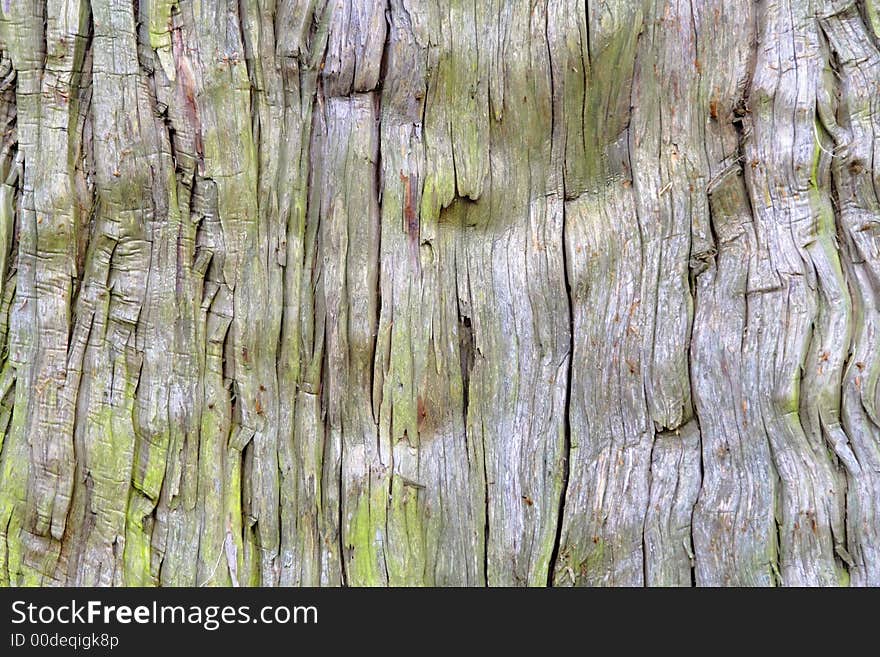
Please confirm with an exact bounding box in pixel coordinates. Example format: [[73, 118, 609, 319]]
[[0, 0, 878, 586]]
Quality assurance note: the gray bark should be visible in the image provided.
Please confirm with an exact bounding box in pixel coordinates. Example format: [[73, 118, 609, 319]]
[[0, 0, 878, 586]]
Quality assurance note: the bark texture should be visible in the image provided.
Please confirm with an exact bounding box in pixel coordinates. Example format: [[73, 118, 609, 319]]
[[0, 0, 878, 587]]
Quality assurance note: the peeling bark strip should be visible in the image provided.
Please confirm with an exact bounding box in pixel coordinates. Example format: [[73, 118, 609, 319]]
[[0, 0, 879, 587]]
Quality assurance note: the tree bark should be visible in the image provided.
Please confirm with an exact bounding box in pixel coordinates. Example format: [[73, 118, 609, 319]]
[[0, 0, 878, 587]]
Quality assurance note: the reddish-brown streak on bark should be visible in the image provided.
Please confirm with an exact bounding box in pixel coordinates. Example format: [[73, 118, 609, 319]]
[[400, 169, 419, 270], [173, 26, 203, 168]]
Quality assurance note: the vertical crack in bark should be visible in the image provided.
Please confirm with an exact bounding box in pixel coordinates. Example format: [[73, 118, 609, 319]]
[[683, 0, 707, 585], [547, 28, 571, 589], [370, 11, 390, 432], [826, 140, 852, 582], [583, 0, 591, 69]]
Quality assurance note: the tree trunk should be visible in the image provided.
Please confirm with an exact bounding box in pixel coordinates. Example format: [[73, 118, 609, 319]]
[[0, 0, 878, 587]]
